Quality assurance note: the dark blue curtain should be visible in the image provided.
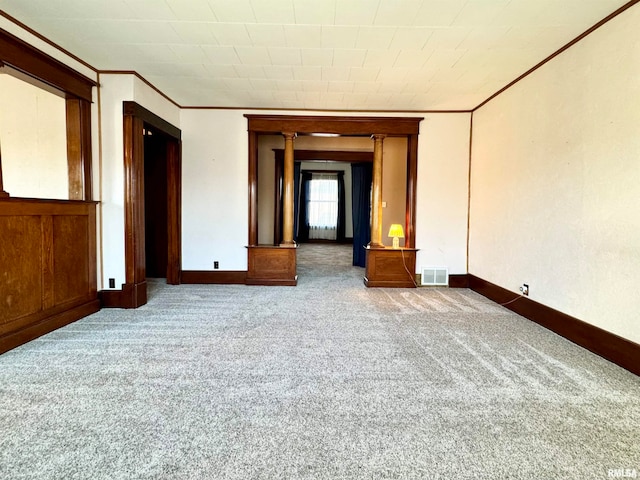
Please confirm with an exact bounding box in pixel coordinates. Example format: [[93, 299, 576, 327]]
[[293, 162, 301, 241], [351, 163, 372, 267], [336, 172, 346, 243], [297, 171, 312, 242]]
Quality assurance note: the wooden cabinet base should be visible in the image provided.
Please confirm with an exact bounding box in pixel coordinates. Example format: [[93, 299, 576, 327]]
[[364, 247, 418, 288], [246, 246, 297, 286]]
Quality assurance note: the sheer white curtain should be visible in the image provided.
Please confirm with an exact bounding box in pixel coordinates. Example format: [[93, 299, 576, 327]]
[[308, 173, 338, 240]]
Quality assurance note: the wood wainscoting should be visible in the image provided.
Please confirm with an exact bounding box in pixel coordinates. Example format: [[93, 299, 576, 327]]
[[0, 198, 100, 354], [364, 247, 418, 288], [246, 246, 297, 286]]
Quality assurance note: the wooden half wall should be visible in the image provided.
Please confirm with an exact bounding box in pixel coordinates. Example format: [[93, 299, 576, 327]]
[[0, 198, 100, 354]]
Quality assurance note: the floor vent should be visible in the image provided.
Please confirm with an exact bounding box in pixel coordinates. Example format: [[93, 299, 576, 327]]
[[421, 267, 449, 286]]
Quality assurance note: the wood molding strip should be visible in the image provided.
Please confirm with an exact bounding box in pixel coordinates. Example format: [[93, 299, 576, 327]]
[[0, 27, 95, 101], [0, 300, 100, 355], [468, 274, 640, 376], [123, 101, 181, 139], [245, 115, 423, 136], [474, 0, 640, 111], [273, 150, 373, 162], [448, 274, 469, 288], [181, 271, 248, 284], [98, 282, 147, 309]]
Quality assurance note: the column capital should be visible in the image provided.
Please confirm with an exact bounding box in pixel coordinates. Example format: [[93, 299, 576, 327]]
[[282, 131, 297, 140], [371, 133, 387, 141]]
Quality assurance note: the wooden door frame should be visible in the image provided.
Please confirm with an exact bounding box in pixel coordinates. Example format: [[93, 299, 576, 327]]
[[246, 115, 423, 249], [122, 101, 182, 308]]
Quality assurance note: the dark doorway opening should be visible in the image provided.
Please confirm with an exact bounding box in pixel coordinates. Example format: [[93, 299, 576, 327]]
[[144, 126, 169, 279]]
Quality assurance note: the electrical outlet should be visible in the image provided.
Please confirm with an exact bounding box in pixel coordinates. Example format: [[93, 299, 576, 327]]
[[214, 261, 219, 270], [520, 284, 529, 296], [109, 278, 115, 288]]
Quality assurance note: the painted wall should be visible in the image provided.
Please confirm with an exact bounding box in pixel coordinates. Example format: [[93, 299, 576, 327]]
[[415, 113, 471, 275], [181, 110, 471, 273], [0, 74, 68, 199], [469, 4, 640, 343], [98, 73, 180, 289]]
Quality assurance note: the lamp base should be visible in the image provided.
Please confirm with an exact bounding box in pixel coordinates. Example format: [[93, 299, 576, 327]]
[[392, 237, 400, 249]]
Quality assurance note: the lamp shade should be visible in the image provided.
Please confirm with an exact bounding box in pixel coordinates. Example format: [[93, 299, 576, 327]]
[[388, 224, 404, 238]]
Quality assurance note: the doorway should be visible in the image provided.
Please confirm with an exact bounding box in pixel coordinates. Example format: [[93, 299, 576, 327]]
[[122, 102, 182, 308], [144, 126, 169, 278]]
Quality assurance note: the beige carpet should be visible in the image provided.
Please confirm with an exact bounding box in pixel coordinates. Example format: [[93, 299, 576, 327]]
[[1, 255, 639, 479]]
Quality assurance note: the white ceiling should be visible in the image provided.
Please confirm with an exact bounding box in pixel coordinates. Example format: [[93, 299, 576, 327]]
[[0, 0, 630, 110]]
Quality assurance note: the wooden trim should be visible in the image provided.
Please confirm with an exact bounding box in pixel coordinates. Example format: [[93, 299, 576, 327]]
[[248, 115, 423, 264], [123, 101, 181, 140], [248, 131, 259, 246], [123, 102, 182, 303], [0, 11, 97, 73], [0, 300, 100, 354], [166, 139, 182, 285], [274, 155, 283, 245], [405, 134, 418, 248], [245, 278, 298, 286], [101, 70, 181, 108], [474, 0, 640, 111], [181, 271, 248, 284], [466, 112, 473, 273], [468, 275, 640, 377], [123, 113, 145, 290], [98, 282, 147, 309], [448, 274, 469, 288], [245, 115, 422, 136], [273, 149, 373, 163], [186, 105, 472, 114], [0, 27, 95, 101], [65, 98, 93, 200]]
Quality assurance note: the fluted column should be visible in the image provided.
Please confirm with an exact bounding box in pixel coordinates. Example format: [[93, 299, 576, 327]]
[[0, 138, 9, 198], [280, 131, 296, 246], [369, 134, 385, 247]]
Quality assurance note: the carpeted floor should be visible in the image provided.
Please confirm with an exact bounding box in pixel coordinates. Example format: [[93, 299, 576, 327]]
[[1, 244, 639, 479]]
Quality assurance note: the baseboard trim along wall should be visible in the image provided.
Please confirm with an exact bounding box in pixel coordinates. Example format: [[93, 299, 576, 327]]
[[448, 274, 470, 288], [99, 281, 147, 309], [468, 274, 640, 377], [181, 271, 248, 284]]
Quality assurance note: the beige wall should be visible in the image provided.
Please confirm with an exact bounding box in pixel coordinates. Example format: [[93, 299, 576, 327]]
[[255, 134, 407, 246], [0, 74, 68, 200], [469, 4, 640, 343]]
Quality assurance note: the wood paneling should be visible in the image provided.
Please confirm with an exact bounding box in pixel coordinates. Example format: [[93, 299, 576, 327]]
[[0, 216, 42, 321], [246, 246, 297, 286], [0, 198, 99, 354], [364, 248, 418, 288], [468, 274, 640, 377]]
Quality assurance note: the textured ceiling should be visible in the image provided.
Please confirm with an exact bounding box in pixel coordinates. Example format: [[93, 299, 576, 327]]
[[0, 0, 630, 110]]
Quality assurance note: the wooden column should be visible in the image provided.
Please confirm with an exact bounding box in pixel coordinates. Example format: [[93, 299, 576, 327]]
[[281, 131, 295, 246], [0, 138, 9, 198], [369, 134, 385, 247], [65, 98, 93, 201]]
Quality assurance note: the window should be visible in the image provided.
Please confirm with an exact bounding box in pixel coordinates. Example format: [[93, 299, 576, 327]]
[[307, 174, 338, 240]]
